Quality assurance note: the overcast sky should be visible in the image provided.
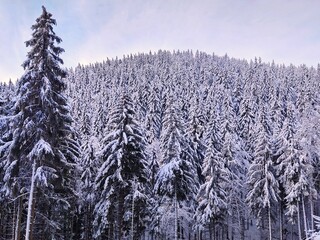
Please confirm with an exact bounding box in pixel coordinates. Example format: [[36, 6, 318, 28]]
[[1, 0, 320, 82]]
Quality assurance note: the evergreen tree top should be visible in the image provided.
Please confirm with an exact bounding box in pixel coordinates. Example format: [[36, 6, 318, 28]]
[[22, 6, 66, 80]]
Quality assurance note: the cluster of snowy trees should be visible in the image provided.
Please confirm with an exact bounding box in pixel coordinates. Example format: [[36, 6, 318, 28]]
[[0, 6, 320, 240], [65, 52, 320, 239]]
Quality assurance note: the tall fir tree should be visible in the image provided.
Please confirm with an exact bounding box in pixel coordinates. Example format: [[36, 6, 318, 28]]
[[0, 6, 79, 240], [94, 93, 149, 240], [154, 97, 198, 240], [0, 83, 15, 239], [277, 104, 317, 239], [246, 108, 279, 240], [195, 112, 228, 240], [79, 135, 100, 240]]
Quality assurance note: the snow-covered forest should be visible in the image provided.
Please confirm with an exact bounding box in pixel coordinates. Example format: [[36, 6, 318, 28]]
[[1, 6, 320, 240]]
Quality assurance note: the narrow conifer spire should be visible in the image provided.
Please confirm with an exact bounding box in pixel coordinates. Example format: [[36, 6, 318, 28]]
[[1, 6, 79, 239]]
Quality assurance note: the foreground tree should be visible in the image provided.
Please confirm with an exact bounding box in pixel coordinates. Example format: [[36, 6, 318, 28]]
[[0, 6, 79, 239]]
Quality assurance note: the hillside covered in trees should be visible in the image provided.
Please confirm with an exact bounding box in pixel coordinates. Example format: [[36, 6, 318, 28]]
[[1, 6, 320, 240]]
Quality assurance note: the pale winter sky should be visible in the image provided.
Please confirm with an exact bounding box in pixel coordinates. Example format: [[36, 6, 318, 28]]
[[1, 0, 320, 82]]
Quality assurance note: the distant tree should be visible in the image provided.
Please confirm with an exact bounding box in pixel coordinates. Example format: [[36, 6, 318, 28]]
[[186, 96, 206, 185], [238, 96, 256, 157], [220, 94, 249, 240], [154, 97, 198, 240], [246, 108, 279, 240], [277, 104, 316, 239], [195, 112, 228, 240], [79, 135, 99, 240], [0, 83, 15, 239], [94, 93, 149, 240]]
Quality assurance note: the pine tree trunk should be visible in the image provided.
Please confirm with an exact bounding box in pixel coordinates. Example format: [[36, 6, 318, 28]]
[[302, 196, 308, 238], [14, 197, 22, 240], [116, 192, 125, 240], [0, 208, 2, 239], [26, 161, 37, 240], [115, 200, 119, 240], [268, 207, 272, 240], [85, 205, 89, 240], [84, 204, 93, 240], [231, 213, 235, 240], [310, 197, 314, 233], [209, 219, 212, 240], [179, 219, 182, 239], [240, 216, 245, 240], [237, 201, 245, 240], [12, 200, 16, 239], [108, 209, 115, 240], [212, 220, 216, 240], [131, 193, 135, 240], [226, 215, 230, 240], [175, 183, 178, 240], [89, 204, 93, 240], [297, 202, 302, 240], [236, 201, 240, 238], [279, 202, 283, 240]]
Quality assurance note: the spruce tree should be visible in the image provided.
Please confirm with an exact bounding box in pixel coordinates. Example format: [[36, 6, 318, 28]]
[[94, 93, 149, 240], [0, 6, 79, 239], [79, 135, 100, 240], [154, 97, 198, 240], [195, 113, 228, 239], [277, 104, 316, 239], [0, 84, 15, 239], [246, 108, 279, 240]]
